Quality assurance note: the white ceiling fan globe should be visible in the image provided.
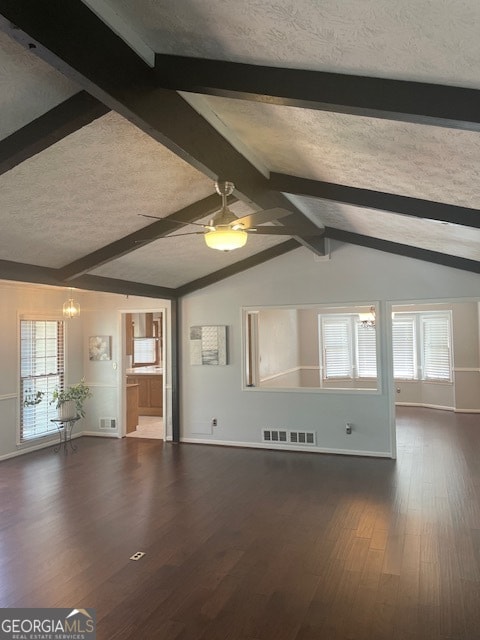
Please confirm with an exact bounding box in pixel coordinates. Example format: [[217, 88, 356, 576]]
[[204, 181, 248, 251]]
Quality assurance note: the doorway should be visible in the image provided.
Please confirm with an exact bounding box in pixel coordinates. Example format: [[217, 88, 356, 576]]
[[122, 310, 166, 440], [391, 299, 480, 454]]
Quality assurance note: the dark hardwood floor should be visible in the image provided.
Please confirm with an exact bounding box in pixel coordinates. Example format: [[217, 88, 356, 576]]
[[1, 407, 479, 639]]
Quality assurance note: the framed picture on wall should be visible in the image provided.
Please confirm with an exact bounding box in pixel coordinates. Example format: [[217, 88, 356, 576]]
[[89, 335, 112, 361], [190, 325, 227, 365]]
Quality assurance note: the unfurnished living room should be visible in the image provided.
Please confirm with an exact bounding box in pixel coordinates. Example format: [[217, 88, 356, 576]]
[[0, 1, 479, 639]]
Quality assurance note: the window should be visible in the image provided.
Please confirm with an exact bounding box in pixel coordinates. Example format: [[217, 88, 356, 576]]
[[20, 319, 64, 441], [321, 316, 353, 378], [320, 315, 377, 380], [392, 316, 416, 379], [392, 312, 452, 382], [355, 322, 378, 378], [422, 314, 452, 381], [133, 338, 157, 365]]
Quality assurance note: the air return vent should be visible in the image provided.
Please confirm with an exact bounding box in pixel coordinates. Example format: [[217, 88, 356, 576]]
[[262, 429, 288, 443], [262, 429, 316, 445], [289, 431, 316, 445], [99, 417, 117, 430]]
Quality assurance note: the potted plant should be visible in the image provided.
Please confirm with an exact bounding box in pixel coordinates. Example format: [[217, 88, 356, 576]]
[[51, 378, 92, 419]]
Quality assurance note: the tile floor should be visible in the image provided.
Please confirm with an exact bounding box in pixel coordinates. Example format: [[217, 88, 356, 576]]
[[126, 415, 163, 439]]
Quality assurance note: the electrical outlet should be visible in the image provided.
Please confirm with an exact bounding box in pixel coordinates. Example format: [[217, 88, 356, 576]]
[[211, 418, 218, 427]]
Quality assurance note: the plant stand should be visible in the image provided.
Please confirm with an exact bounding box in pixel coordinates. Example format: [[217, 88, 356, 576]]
[[51, 417, 80, 453]]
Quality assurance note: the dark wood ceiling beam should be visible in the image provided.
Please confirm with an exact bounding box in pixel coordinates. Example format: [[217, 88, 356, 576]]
[[175, 239, 300, 296], [0, 2, 322, 255], [324, 228, 480, 274], [0, 90, 109, 176], [0, 259, 62, 287], [60, 193, 237, 280], [72, 274, 176, 299], [0, 259, 176, 298], [271, 173, 480, 228], [155, 54, 480, 132]]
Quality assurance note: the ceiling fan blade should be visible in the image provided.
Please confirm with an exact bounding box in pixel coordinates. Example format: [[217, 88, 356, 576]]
[[247, 226, 325, 236], [233, 207, 292, 228], [135, 231, 205, 244], [139, 214, 211, 229]]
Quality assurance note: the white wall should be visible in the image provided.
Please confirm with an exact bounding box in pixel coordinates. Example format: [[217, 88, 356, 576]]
[[0, 282, 171, 460], [180, 242, 480, 458]]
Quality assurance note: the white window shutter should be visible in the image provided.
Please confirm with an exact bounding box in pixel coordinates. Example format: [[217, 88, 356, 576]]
[[422, 315, 451, 381], [356, 324, 377, 378], [322, 317, 353, 379], [392, 317, 416, 379]]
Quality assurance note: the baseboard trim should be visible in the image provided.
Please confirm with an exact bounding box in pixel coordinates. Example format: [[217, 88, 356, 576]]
[[81, 431, 120, 438], [180, 437, 392, 458], [1, 433, 81, 461], [395, 402, 454, 411], [454, 409, 480, 414]]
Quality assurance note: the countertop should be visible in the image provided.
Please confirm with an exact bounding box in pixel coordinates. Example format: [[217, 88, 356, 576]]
[[126, 366, 163, 375]]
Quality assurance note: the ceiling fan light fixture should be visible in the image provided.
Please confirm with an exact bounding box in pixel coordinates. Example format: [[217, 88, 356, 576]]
[[204, 227, 248, 251]]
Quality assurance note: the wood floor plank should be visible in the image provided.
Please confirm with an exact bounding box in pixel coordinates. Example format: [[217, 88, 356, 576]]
[[0, 407, 479, 639]]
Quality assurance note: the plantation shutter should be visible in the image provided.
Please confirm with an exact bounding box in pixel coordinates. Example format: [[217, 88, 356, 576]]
[[422, 315, 451, 381], [392, 317, 416, 379], [356, 323, 377, 378], [20, 319, 65, 441], [322, 317, 353, 379]]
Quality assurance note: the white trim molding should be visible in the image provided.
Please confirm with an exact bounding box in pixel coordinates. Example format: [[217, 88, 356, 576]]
[[0, 394, 17, 401], [180, 437, 392, 458]]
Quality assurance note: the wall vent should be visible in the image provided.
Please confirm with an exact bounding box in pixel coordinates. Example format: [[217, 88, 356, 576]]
[[100, 417, 117, 430], [262, 429, 288, 443], [262, 429, 315, 445], [289, 431, 316, 445]]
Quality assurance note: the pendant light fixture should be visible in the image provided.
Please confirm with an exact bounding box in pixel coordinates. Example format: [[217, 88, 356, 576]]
[[63, 289, 80, 319], [359, 306, 375, 329]]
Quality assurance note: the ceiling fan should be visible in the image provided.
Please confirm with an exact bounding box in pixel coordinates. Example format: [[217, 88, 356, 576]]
[[140, 181, 323, 251]]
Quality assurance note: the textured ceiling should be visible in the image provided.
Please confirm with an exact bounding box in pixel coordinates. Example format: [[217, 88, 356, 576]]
[[0, 111, 214, 267], [196, 96, 480, 209], [0, 0, 478, 294], [0, 31, 77, 140], [290, 196, 480, 262], [110, 0, 480, 87]]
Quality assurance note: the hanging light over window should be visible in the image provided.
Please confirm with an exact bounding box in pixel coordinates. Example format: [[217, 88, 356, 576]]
[[359, 306, 375, 329], [63, 290, 80, 319]]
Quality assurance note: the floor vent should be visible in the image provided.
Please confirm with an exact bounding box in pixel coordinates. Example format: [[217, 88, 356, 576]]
[[100, 417, 117, 430], [262, 429, 288, 443], [289, 431, 316, 445]]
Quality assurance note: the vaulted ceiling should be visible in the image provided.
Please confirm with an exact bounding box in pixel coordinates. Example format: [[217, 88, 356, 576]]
[[1, 0, 479, 300]]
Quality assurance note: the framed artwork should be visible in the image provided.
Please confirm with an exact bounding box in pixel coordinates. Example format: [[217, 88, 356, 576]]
[[89, 335, 112, 361], [190, 325, 227, 365]]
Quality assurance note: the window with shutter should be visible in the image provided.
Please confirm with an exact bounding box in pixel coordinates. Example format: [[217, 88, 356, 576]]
[[355, 323, 377, 378], [20, 319, 65, 441], [422, 314, 452, 381], [392, 311, 452, 382], [392, 317, 416, 379], [321, 317, 353, 379]]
